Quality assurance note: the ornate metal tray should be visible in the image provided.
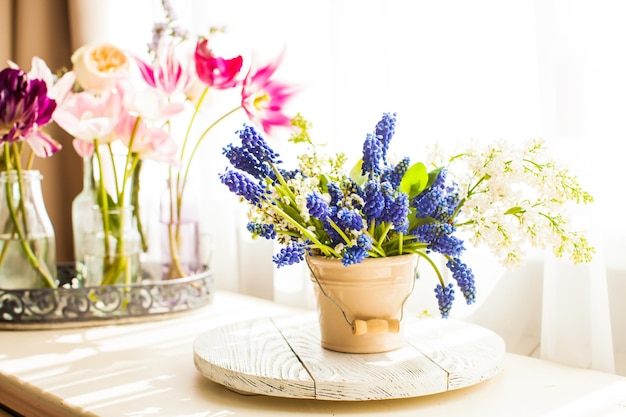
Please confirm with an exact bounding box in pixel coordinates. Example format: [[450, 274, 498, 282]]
[[0, 263, 214, 329]]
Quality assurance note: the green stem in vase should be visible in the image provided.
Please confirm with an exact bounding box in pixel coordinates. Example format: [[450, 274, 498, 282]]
[[166, 168, 186, 279], [131, 159, 149, 253], [166, 86, 242, 277], [93, 140, 112, 269], [0, 143, 56, 288]]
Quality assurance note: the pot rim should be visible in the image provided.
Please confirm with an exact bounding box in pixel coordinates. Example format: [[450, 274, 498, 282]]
[[305, 253, 419, 268]]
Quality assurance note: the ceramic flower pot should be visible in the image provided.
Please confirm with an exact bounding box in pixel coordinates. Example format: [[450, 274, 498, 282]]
[[306, 253, 418, 353]]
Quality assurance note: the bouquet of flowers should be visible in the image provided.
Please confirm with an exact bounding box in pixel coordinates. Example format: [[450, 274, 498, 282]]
[[50, 0, 298, 284], [220, 112, 594, 317], [137, 4, 297, 279]]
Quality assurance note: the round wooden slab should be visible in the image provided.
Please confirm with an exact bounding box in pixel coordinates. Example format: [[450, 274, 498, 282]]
[[193, 313, 505, 401]]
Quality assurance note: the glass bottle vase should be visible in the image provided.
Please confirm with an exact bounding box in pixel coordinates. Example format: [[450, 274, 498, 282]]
[[71, 155, 97, 281], [159, 178, 203, 280], [81, 205, 141, 286], [0, 170, 57, 289]]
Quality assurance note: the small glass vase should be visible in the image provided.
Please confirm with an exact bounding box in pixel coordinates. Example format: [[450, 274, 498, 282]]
[[159, 178, 202, 279], [81, 205, 141, 286], [0, 170, 57, 289], [71, 155, 97, 280]]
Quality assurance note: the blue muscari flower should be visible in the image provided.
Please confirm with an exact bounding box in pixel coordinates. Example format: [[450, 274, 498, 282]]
[[382, 192, 409, 228], [374, 112, 396, 161], [363, 180, 385, 221], [395, 219, 409, 234], [446, 258, 476, 305], [432, 167, 448, 188], [434, 283, 455, 318], [431, 183, 461, 222], [356, 233, 373, 250], [411, 169, 448, 218], [413, 222, 454, 243], [342, 245, 368, 266], [306, 192, 330, 219], [280, 168, 299, 181], [361, 133, 384, 177], [336, 208, 363, 231], [326, 183, 344, 206], [273, 241, 306, 268], [220, 170, 265, 206], [443, 186, 461, 217], [323, 218, 343, 245], [246, 222, 276, 239], [430, 233, 465, 257], [382, 156, 410, 189], [413, 222, 463, 257], [343, 178, 362, 198], [412, 187, 443, 218], [239, 124, 281, 164], [222, 144, 272, 180]]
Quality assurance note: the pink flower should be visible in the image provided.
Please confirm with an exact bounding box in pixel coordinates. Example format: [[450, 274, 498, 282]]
[[53, 89, 123, 149], [241, 49, 296, 136], [194, 38, 243, 89], [134, 37, 195, 97], [115, 112, 179, 165], [72, 138, 94, 158], [116, 78, 184, 123], [17, 56, 77, 107]]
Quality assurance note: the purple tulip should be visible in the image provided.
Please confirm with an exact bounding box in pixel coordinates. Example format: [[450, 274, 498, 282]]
[[0, 68, 59, 157]]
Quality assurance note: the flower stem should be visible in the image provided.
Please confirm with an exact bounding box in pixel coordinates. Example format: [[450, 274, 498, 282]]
[[376, 223, 393, 247], [271, 205, 338, 257], [178, 105, 242, 205], [131, 160, 149, 252], [412, 250, 445, 287], [93, 140, 111, 263], [167, 100, 242, 277], [0, 144, 56, 288]]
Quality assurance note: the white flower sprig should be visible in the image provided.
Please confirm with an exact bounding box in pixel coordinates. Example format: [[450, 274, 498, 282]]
[[429, 139, 594, 267]]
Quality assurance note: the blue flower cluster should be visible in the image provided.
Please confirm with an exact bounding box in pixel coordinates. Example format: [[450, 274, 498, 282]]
[[222, 125, 281, 181], [434, 283, 455, 318], [272, 241, 306, 267], [446, 258, 476, 305], [247, 222, 276, 240], [220, 112, 477, 318], [219, 170, 265, 206]]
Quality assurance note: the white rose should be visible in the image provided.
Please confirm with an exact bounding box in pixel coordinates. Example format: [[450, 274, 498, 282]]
[[71, 43, 129, 93]]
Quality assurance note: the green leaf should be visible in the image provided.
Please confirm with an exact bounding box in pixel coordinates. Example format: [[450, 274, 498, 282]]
[[505, 206, 526, 217], [319, 174, 331, 190], [282, 203, 306, 225], [349, 159, 368, 186], [400, 162, 429, 199], [426, 167, 443, 188]]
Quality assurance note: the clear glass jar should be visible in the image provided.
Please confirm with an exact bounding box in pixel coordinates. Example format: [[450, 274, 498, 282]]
[[159, 178, 202, 279], [82, 205, 141, 286], [0, 170, 57, 289]]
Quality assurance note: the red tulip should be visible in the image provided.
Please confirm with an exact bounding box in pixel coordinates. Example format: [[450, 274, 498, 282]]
[[194, 38, 243, 89]]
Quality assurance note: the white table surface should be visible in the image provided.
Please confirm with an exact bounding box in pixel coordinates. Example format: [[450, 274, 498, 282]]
[[1, 290, 626, 417]]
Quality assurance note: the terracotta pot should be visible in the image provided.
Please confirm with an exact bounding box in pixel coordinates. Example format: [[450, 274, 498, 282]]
[[306, 253, 418, 353]]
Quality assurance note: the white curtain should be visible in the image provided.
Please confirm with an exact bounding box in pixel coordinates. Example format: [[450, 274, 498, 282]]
[[68, 0, 626, 375]]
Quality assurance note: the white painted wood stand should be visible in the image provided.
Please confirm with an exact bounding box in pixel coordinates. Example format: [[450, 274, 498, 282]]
[[193, 313, 505, 401]]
